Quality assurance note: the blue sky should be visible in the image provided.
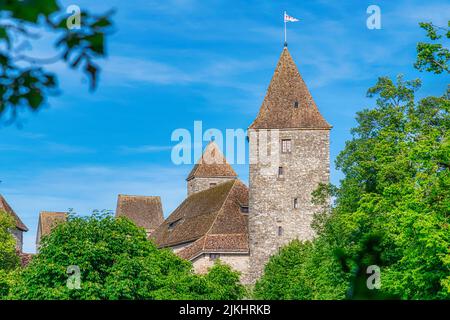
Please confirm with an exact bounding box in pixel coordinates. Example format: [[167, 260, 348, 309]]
[[1, 0, 449, 253]]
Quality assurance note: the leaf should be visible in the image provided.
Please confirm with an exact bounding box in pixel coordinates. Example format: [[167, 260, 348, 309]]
[[25, 89, 43, 109]]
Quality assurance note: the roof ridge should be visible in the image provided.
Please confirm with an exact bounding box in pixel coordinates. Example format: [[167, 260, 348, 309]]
[[118, 194, 161, 198]]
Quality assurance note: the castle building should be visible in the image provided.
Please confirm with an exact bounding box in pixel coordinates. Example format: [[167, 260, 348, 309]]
[[151, 47, 331, 284], [115, 195, 164, 236], [247, 47, 331, 282], [0, 194, 28, 252], [152, 141, 250, 281]]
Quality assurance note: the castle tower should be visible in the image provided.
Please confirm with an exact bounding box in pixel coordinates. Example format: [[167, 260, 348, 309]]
[[186, 141, 237, 196], [247, 47, 331, 283]]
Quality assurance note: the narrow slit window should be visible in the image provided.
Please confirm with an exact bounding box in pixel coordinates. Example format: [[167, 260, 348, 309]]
[[278, 167, 284, 178], [281, 139, 292, 153], [278, 226, 283, 236], [294, 198, 299, 209], [294, 101, 299, 108]]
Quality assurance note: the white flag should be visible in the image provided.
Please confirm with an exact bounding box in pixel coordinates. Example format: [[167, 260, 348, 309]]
[[284, 12, 299, 22]]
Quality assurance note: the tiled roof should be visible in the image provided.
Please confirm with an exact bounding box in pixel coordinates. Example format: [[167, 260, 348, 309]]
[[38, 211, 68, 239], [115, 195, 164, 232], [152, 180, 249, 258], [186, 141, 237, 181], [0, 194, 28, 231], [249, 47, 331, 130]]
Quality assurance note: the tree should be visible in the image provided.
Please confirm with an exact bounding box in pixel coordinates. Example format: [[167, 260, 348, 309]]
[[415, 21, 449, 74], [0, 0, 113, 124], [254, 240, 348, 300], [330, 76, 449, 299], [0, 210, 19, 271], [9, 211, 244, 300], [0, 210, 19, 300]]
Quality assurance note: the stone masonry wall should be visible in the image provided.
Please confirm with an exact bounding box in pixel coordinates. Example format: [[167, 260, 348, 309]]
[[187, 177, 236, 196], [192, 253, 250, 282], [248, 128, 330, 283], [11, 228, 23, 252]]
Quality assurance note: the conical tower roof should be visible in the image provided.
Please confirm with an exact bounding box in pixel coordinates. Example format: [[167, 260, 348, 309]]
[[186, 141, 237, 181], [249, 48, 331, 130]]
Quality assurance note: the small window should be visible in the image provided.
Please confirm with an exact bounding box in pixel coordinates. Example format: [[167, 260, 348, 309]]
[[278, 226, 283, 236], [281, 139, 292, 153], [168, 218, 182, 231], [294, 198, 299, 209], [278, 167, 284, 178], [294, 101, 299, 108], [240, 205, 249, 214], [209, 183, 217, 188], [210, 253, 220, 260]]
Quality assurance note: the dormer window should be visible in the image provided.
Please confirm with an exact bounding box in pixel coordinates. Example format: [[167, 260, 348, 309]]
[[168, 218, 182, 231], [209, 183, 217, 188], [294, 101, 299, 108]]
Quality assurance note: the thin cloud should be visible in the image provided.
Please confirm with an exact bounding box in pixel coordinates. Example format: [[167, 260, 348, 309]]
[[119, 145, 173, 154]]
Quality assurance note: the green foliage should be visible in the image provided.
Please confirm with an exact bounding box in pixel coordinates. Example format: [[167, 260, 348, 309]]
[[8, 211, 244, 300], [254, 240, 348, 300], [415, 21, 450, 74], [0, 0, 114, 123], [0, 210, 19, 271], [0, 268, 19, 299], [201, 261, 246, 300]]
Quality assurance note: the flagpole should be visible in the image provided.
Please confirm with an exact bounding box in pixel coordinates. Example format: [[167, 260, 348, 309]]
[[284, 11, 287, 47]]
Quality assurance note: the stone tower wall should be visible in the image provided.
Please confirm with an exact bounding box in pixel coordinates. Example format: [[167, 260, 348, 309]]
[[248, 128, 330, 283], [187, 177, 237, 196]]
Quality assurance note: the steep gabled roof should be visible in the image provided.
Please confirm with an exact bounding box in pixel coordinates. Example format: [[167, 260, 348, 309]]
[[152, 179, 249, 257], [249, 47, 331, 130], [115, 195, 164, 232], [0, 194, 28, 231], [186, 141, 237, 181], [37, 211, 67, 239]]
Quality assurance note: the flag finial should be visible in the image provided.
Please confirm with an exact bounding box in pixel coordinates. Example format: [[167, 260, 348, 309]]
[[283, 11, 299, 47]]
